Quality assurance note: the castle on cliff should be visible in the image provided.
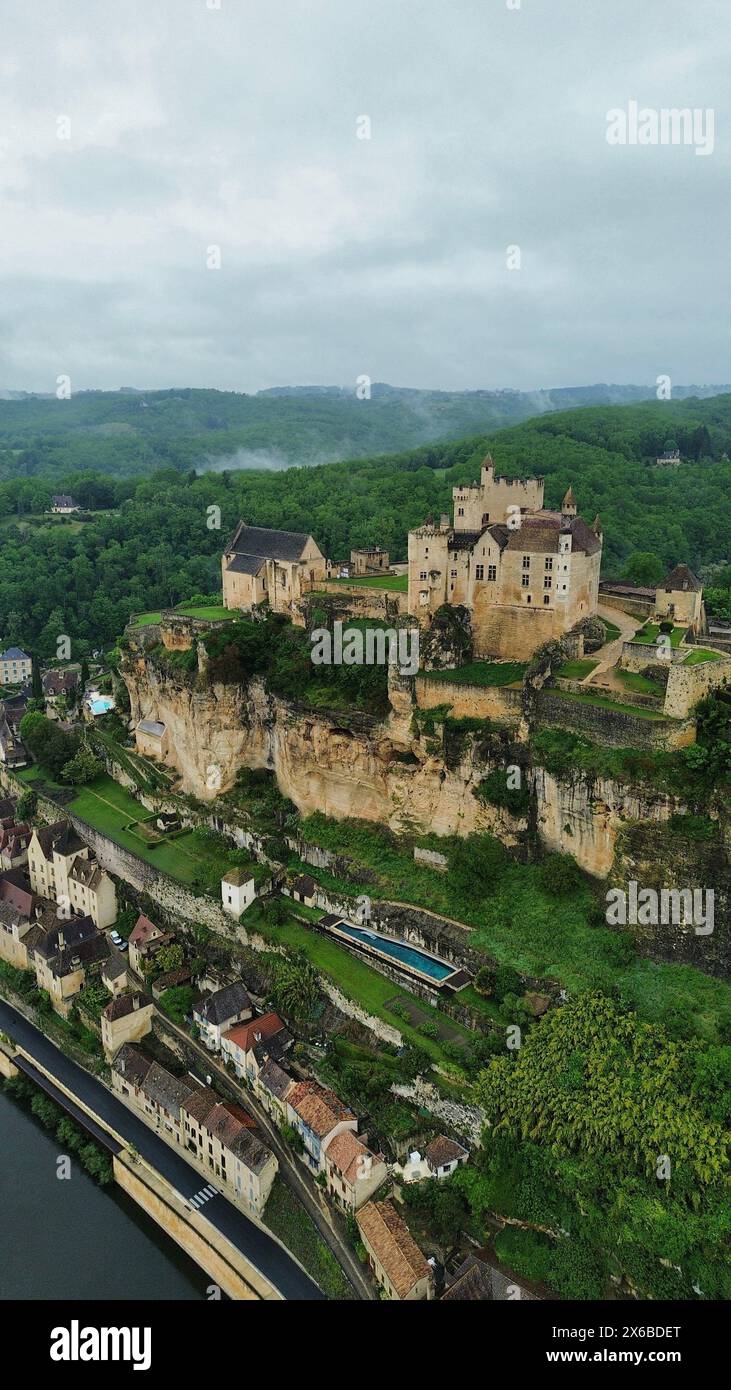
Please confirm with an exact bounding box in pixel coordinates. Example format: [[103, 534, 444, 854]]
[[407, 456, 603, 660]]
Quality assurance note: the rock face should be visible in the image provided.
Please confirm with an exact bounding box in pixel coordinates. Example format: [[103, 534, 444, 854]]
[[122, 648, 714, 883]]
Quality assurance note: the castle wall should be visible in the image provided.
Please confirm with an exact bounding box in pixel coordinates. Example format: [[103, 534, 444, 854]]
[[533, 689, 696, 750], [414, 676, 523, 724], [663, 653, 731, 718]]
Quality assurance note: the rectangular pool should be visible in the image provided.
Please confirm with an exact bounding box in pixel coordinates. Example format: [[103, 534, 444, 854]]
[[331, 920, 454, 981]]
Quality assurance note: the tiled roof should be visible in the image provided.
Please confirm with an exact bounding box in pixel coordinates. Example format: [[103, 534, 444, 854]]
[[0, 870, 36, 916], [194, 980, 252, 1026], [221, 867, 254, 886], [137, 719, 166, 737], [441, 1254, 494, 1301], [356, 1200, 430, 1298], [129, 913, 163, 946], [424, 1136, 468, 1171], [661, 564, 702, 593], [226, 553, 266, 576], [227, 521, 314, 563], [326, 1130, 378, 1185], [141, 1062, 196, 1116], [103, 992, 153, 1022], [33, 822, 86, 861], [223, 1012, 284, 1055], [288, 1081, 355, 1138]]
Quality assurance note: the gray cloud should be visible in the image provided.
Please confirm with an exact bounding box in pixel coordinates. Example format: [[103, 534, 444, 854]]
[[0, 0, 728, 393]]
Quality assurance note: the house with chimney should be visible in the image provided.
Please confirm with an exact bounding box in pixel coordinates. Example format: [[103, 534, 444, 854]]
[[356, 1199, 433, 1301], [32, 915, 110, 1017], [27, 822, 117, 929], [101, 991, 155, 1057], [193, 980, 253, 1052], [128, 913, 171, 977]]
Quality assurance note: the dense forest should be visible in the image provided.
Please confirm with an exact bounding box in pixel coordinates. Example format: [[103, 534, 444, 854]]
[[0, 381, 728, 479], [0, 393, 729, 658]]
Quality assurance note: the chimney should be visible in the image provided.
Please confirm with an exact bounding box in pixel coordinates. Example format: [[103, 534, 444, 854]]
[[132, 995, 140, 1010]]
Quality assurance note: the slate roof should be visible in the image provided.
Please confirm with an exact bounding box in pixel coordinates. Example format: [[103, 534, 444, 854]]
[[194, 980, 252, 1026], [292, 873, 316, 897], [42, 669, 79, 697], [103, 951, 129, 981], [141, 1062, 197, 1116], [113, 1043, 153, 1089], [103, 992, 153, 1022], [69, 857, 104, 890], [226, 553, 266, 576], [441, 1254, 495, 1301], [257, 1057, 294, 1104], [137, 719, 166, 737], [221, 867, 254, 886], [0, 648, 30, 662], [46, 932, 110, 978], [661, 564, 702, 593], [356, 1200, 431, 1298], [227, 521, 314, 564], [33, 822, 86, 862], [34, 915, 98, 960]]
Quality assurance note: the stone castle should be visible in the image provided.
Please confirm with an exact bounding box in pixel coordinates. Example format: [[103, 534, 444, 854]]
[[407, 456, 603, 660]]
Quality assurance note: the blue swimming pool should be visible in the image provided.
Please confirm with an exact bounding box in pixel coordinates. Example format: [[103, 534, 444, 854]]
[[332, 921, 454, 981], [89, 697, 114, 715]]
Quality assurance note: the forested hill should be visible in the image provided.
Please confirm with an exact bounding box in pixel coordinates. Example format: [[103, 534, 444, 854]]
[[0, 381, 728, 480], [0, 393, 729, 658]]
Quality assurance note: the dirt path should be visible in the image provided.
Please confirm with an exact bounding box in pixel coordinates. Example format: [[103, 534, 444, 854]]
[[583, 605, 639, 685]]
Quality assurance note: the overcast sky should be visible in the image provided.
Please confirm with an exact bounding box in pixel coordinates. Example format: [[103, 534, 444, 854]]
[[0, 0, 728, 394]]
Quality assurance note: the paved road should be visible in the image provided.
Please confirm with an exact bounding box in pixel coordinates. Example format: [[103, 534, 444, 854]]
[[0, 999, 324, 1302]]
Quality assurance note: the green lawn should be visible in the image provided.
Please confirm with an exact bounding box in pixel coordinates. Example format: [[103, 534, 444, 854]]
[[549, 687, 668, 720], [263, 1178, 356, 1299], [422, 660, 527, 688], [617, 669, 664, 697], [253, 909, 471, 1062], [131, 603, 237, 629], [330, 573, 408, 591], [633, 623, 687, 648], [555, 659, 597, 680], [684, 648, 722, 665], [18, 766, 237, 889], [599, 618, 622, 641]]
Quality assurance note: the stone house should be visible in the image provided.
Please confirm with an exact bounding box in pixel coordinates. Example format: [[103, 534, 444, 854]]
[[356, 1199, 433, 1300], [0, 821, 30, 870], [128, 913, 171, 977], [51, 494, 80, 513], [253, 1056, 294, 1127], [324, 1130, 388, 1211], [135, 719, 169, 761], [424, 1135, 469, 1179], [222, 521, 327, 617], [193, 981, 253, 1052], [221, 1012, 286, 1082], [27, 822, 117, 929], [101, 992, 154, 1057], [408, 456, 602, 661], [111, 1044, 278, 1217], [0, 648, 32, 687], [102, 951, 130, 996], [220, 868, 255, 918], [350, 547, 390, 576], [32, 916, 110, 1018], [286, 1080, 357, 1175], [654, 564, 704, 633]]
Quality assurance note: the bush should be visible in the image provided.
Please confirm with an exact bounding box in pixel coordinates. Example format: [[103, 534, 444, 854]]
[[538, 853, 582, 897]]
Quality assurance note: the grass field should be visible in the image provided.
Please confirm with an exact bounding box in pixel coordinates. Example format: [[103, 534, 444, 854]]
[[330, 573, 408, 591], [684, 648, 722, 665], [19, 766, 235, 887], [599, 618, 622, 641], [633, 623, 687, 648], [421, 660, 526, 688], [263, 1178, 356, 1299], [555, 659, 597, 680], [549, 687, 667, 720], [131, 603, 237, 629], [617, 669, 664, 696]]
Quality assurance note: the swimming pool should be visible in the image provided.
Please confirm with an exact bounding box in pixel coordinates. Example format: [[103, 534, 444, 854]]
[[89, 697, 114, 715], [331, 920, 454, 981]]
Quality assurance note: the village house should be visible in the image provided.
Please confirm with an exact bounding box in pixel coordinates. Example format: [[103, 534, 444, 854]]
[[51, 494, 81, 514], [0, 899, 45, 971], [42, 667, 80, 716], [111, 1043, 278, 1216], [424, 1135, 470, 1179], [286, 1080, 358, 1174], [356, 1199, 433, 1301], [27, 822, 117, 929], [135, 719, 169, 761], [32, 915, 110, 1017], [285, 873, 317, 909], [0, 819, 31, 870], [101, 951, 130, 996], [220, 1012, 287, 1082], [408, 456, 602, 661], [127, 913, 171, 977], [151, 965, 192, 999], [193, 980, 253, 1052], [654, 564, 705, 633], [220, 867, 255, 918], [324, 1130, 388, 1211], [0, 709, 27, 768], [0, 647, 32, 687], [253, 1056, 294, 1126], [101, 991, 155, 1057], [350, 546, 390, 576], [221, 521, 327, 617]]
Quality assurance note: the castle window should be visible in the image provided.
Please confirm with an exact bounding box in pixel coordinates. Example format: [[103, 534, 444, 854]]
[[521, 574, 530, 588], [451, 569, 457, 578], [526, 594, 532, 604], [543, 594, 550, 605], [488, 565, 496, 581], [522, 555, 530, 569], [544, 576, 551, 589], [457, 508, 464, 517], [420, 571, 427, 581], [425, 548, 429, 556], [545, 557, 553, 571], [475, 564, 484, 580], [482, 513, 489, 524]]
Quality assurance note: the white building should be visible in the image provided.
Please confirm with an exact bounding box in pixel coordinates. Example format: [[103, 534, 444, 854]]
[[27, 821, 117, 928], [221, 868, 255, 917], [0, 648, 32, 687]]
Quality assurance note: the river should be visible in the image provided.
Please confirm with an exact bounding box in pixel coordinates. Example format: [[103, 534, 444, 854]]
[[0, 1087, 212, 1300]]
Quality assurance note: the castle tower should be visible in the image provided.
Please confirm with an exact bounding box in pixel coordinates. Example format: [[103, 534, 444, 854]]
[[562, 486, 578, 518]]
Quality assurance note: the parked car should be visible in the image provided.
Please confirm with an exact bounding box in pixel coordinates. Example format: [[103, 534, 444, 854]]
[[110, 929, 128, 952]]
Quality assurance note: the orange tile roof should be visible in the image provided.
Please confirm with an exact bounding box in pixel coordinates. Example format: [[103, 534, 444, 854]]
[[356, 1200, 431, 1299], [326, 1130, 378, 1186], [222, 1012, 284, 1054], [289, 1081, 355, 1139]]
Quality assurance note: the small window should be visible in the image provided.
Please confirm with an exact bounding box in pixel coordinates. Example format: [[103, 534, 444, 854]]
[[521, 574, 530, 588], [522, 555, 530, 569], [488, 565, 496, 581], [457, 508, 464, 517], [451, 569, 457, 578], [545, 557, 553, 571], [420, 570, 428, 581], [543, 595, 550, 605], [482, 512, 489, 524], [544, 576, 551, 589], [526, 594, 532, 604], [475, 564, 484, 580]]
